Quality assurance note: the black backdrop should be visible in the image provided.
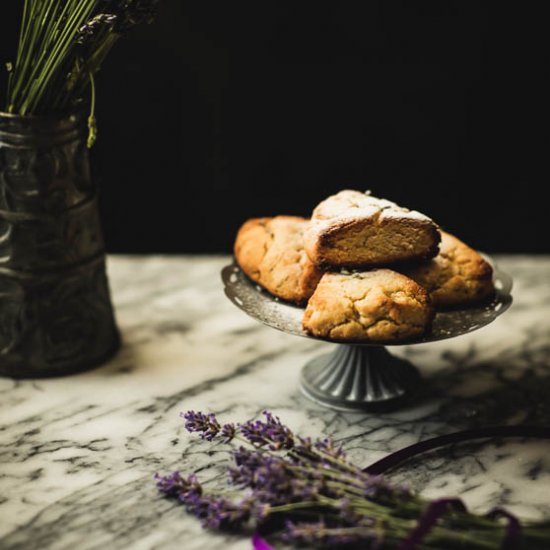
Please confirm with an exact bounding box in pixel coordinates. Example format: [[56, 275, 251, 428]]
[[1, 2, 548, 253]]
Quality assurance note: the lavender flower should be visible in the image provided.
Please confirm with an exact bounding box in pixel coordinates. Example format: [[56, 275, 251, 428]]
[[182, 411, 221, 441], [187, 495, 252, 530], [154, 471, 202, 500], [240, 410, 294, 450], [154, 471, 186, 497], [7, 0, 161, 117], [156, 411, 537, 550], [155, 470, 251, 530], [232, 448, 293, 499], [228, 446, 266, 487], [315, 437, 347, 461], [221, 423, 237, 442], [76, 14, 118, 45]]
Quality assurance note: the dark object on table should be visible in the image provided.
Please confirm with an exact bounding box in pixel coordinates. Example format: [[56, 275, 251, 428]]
[[0, 112, 119, 378]]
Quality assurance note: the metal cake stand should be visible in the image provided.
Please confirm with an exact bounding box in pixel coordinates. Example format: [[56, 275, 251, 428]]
[[221, 258, 513, 411]]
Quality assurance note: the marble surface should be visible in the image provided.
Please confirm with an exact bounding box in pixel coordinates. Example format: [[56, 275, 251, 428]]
[[1, 255, 550, 550]]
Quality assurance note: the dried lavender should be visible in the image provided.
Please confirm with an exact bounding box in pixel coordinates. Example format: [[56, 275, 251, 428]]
[[154, 471, 253, 530], [4, 0, 159, 145], [76, 14, 118, 45], [181, 411, 221, 441], [240, 411, 295, 450], [155, 411, 550, 549]]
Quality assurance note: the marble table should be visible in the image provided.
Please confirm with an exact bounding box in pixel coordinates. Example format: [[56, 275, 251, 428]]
[[1, 256, 550, 550]]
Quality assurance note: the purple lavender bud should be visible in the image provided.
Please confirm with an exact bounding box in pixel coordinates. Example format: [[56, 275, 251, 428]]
[[254, 458, 291, 499], [232, 446, 264, 471], [314, 437, 347, 461], [228, 465, 250, 488], [240, 419, 268, 446], [76, 14, 118, 45], [230, 446, 317, 505], [179, 473, 203, 500], [290, 436, 325, 467], [239, 411, 294, 450], [155, 471, 202, 500], [202, 496, 252, 530], [221, 423, 236, 442], [182, 411, 221, 441], [157, 473, 251, 531], [262, 411, 295, 450], [154, 471, 185, 496], [229, 447, 279, 488]]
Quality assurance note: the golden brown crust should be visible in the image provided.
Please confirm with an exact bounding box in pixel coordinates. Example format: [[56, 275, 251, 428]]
[[304, 190, 440, 268], [234, 216, 323, 304], [400, 231, 494, 307], [302, 269, 434, 342]]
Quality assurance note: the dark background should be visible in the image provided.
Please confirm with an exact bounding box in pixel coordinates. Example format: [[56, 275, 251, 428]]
[[1, 2, 548, 253]]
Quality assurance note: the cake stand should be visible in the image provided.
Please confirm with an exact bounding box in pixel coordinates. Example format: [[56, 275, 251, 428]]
[[221, 258, 513, 411]]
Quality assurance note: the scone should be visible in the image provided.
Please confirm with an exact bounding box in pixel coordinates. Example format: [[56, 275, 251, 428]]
[[302, 269, 434, 342], [304, 190, 440, 268], [400, 231, 494, 308], [234, 216, 323, 304]]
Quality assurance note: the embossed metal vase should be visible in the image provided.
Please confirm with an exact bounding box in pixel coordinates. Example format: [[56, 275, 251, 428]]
[[0, 112, 119, 378]]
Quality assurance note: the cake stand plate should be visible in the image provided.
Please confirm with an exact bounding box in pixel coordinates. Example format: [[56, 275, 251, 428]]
[[221, 258, 513, 411]]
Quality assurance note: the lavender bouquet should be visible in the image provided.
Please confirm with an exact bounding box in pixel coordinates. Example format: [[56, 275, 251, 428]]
[[3, 0, 159, 145], [156, 410, 550, 549]]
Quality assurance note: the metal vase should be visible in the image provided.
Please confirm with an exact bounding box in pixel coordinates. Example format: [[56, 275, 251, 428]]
[[0, 112, 119, 378]]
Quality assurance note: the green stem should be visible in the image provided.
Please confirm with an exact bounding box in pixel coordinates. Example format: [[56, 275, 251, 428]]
[[10, 0, 96, 114], [22, 0, 95, 113], [7, 0, 29, 106], [87, 70, 97, 148], [62, 31, 119, 109], [268, 497, 506, 549], [9, 0, 57, 109]]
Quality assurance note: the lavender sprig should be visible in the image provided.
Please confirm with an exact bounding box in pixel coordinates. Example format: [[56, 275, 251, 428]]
[[76, 13, 118, 45], [181, 411, 221, 441], [155, 411, 550, 549], [240, 411, 295, 450], [5, 0, 160, 141], [154, 471, 253, 530]]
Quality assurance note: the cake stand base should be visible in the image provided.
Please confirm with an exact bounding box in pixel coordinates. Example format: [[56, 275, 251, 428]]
[[300, 344, 421, 411]]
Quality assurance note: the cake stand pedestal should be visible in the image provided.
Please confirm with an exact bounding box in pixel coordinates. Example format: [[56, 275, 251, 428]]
[[300, 345, 421, 410]]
